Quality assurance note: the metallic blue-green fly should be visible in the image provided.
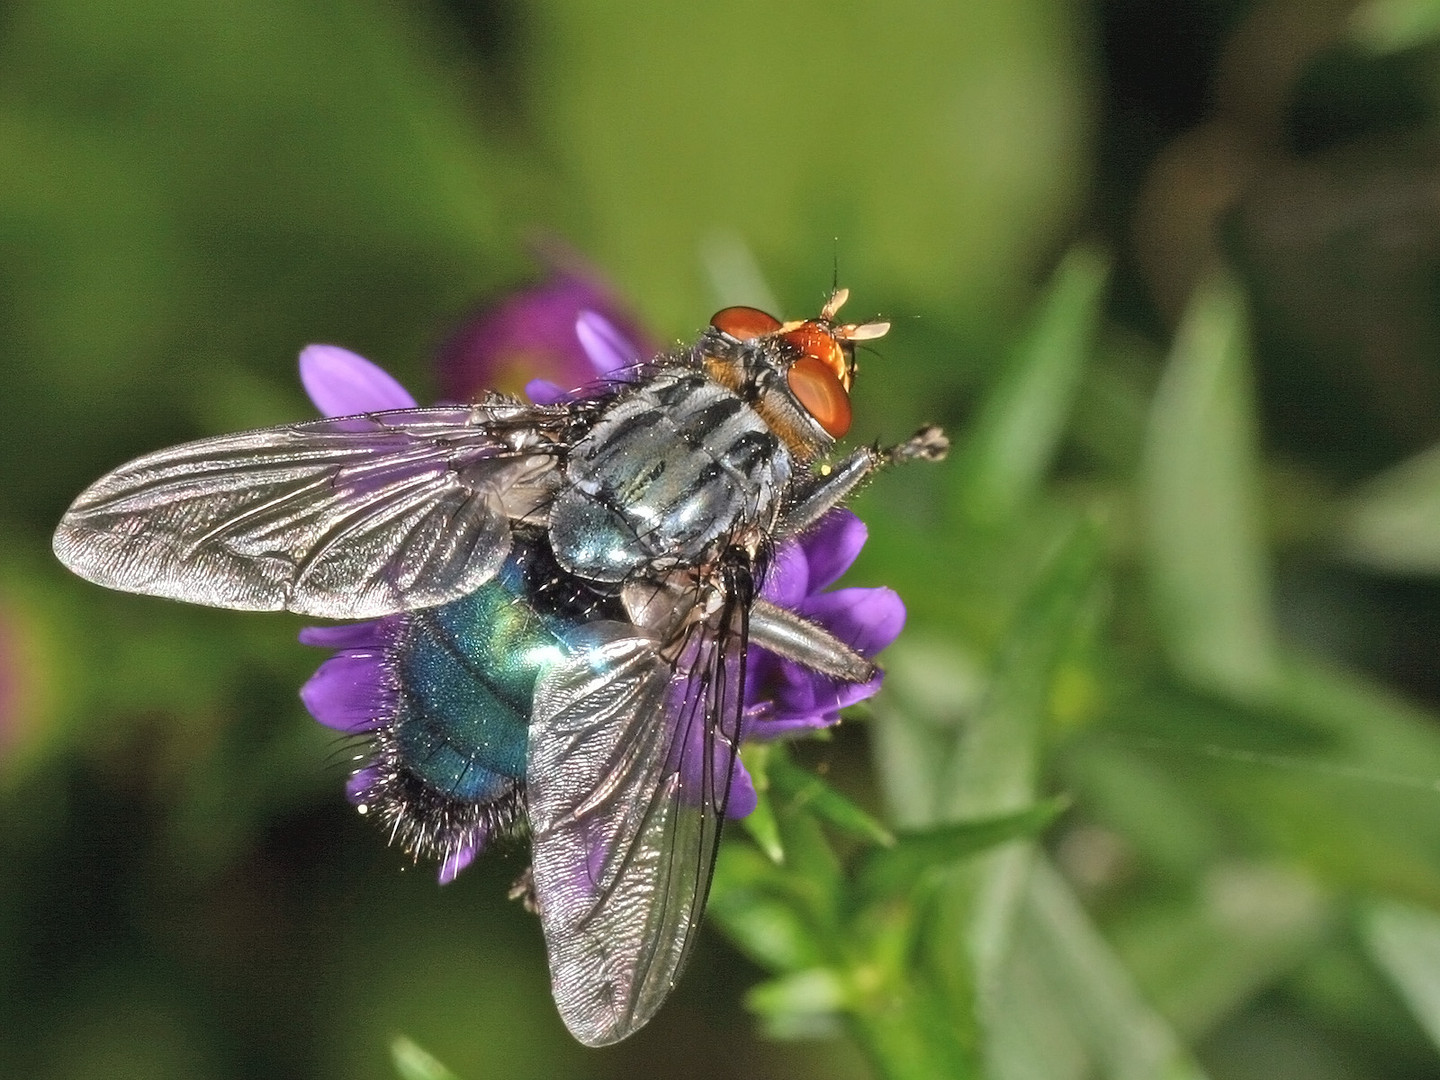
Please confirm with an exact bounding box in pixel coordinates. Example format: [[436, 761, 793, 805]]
[[53, 291, 948, 1044]]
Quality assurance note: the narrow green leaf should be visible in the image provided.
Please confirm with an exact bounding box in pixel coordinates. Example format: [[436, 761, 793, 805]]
[[869, 637, 987, 830], [1141, 272, 1277, 698], [771, 751, 896, 848], [955, 246, 1110, 525], [711, 843, 828, 974], [857, 799, 1068, 899], [985, 859, 1211, 1080], [923, 517, 1104, 1029], [941, 515, 1105, 821], [1109, 864, 1330, 1038], [746, 968, 851, 1038], [738, 743, 785, 863], [391, 1036, 460, 1080], [1363, 900, 1440, 1053], [1336, 442, 1440, 574]]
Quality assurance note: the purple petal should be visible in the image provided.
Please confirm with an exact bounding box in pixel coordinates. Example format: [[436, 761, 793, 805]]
[[798, 511, 869, 592], [346, 765, 384, 806], [724, 759, 758, 819], [759, 539, 811, 607], [299, 345, 417, 418], [798, 587, 906, 658], [298, 620, 389, 649], [524, 378, 568, 405], [576, 311, 642, 376], [438, 843, 480, 884], [300, 650, 393, 733]]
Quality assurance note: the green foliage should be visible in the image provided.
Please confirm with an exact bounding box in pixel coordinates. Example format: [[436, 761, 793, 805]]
[[391, 1037, 462, 1080], [7, 3, 1440, 1080]]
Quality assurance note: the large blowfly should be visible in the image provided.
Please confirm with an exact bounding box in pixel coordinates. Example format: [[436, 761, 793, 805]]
[[53, 288, 948, 1045]]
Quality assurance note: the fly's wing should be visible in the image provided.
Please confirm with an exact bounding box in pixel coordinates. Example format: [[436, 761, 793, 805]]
[[53, 404, 567, 619], [527, 568, 751, 1046]]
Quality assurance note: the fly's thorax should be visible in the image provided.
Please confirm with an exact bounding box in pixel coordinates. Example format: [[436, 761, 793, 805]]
[[548, 369, 792, 584], [699, 336, 836, 463]]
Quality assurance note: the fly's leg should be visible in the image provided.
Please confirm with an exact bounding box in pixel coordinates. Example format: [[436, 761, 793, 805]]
[[777, 425, 948, 537], [750, 598, 877, 683], [508, 865, 539, 914]]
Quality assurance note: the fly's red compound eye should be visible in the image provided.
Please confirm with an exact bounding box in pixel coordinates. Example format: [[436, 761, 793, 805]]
[[710, 306, 782, 341], [788, 356, 852, 438]]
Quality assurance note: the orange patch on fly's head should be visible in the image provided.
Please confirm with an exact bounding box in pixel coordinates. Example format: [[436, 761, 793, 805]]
[[779, 322, 850, 390]]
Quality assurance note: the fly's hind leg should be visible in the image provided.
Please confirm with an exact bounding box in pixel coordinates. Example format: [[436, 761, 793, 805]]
[[777, 425, 949, 537], [750, 598, 877, 683]]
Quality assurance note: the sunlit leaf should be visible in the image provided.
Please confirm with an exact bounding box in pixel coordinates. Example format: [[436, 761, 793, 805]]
[[746, 968, 850, 1040], [1363, 901, 1440, 1053], [955, 246, 1109, 525], [770, 750, 895, 849], [391, 1036, 461, 1080], [1336, 442, 1440, 574], [857, 799, 1068, 899], [986, 859, 1211, 1080], [1142, 273, 1277, 697], [1351, 0, 1440, 51]]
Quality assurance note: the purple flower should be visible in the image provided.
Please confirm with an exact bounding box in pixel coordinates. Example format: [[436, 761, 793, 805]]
[[297, 275, 903, 878], [437, 253, 655, 404]]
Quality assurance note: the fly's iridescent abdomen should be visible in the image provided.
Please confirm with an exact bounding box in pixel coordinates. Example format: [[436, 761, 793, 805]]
[[549, 369, 792, 583], [358, 536, 625, 859]]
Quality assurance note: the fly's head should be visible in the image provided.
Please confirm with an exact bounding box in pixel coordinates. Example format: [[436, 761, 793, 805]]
[[699, 288, 889, 460]]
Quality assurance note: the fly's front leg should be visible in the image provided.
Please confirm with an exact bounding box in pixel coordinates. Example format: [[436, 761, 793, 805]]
[[777, 425, 949, 537]]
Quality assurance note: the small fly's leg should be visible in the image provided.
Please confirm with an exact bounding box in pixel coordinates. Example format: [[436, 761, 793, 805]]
[[508, 865, 538, 914], [750, 598, 877, 683], [776, 425, 948, 537]]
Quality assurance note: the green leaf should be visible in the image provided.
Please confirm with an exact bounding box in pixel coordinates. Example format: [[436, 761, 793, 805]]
[[985, 859, 1211, 1080], [526, 0, 1090, 332], [1141, 272, 1277, 698], [940, 514, 1105, 822], [771, 750, 896, 848], [710, 844, 827, 974], [869, 637, 988, 829], [1351, 0, 1440, 51], [954, 246, 1109, 525], [1363, 901, 1440, 1053], [746, 968, 851, 1040], [390, 1036, 461, 1080], [1336, 442, 1440, 574], [738, 743, 785, 864], [1109, 864, 1330, 1038], [857, 798, 1068, 899]]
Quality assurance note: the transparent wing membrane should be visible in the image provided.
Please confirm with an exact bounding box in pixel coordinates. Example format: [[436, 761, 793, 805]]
[[527, 568, 750, 1045], [53, 405, 566, 619]]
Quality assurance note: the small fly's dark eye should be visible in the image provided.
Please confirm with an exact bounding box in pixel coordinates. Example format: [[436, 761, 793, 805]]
[[710, 306, 782, 341], [788, 356, 852, 438]]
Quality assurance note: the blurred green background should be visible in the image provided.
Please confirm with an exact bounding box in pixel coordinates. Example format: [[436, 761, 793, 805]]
[[12, 0, 1440, 1077]]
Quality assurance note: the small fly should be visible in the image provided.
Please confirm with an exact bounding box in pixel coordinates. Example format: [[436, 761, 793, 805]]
[[53, 288, 949, 1045]]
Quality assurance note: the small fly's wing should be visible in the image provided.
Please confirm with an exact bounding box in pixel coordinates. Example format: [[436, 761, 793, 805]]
[[53, 403, 567, 619], [527, 569, 751, 1046]]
